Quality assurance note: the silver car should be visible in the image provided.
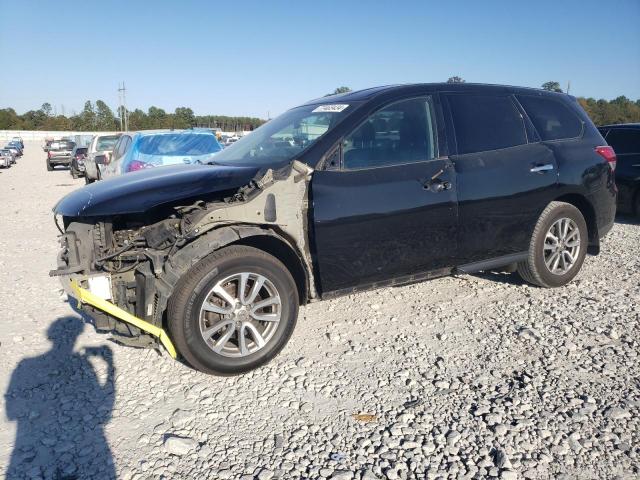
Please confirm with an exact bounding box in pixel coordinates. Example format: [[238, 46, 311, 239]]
[[0, 149, 16, 165], [0, 150, 11, 168], [84, 134, 121, 183]]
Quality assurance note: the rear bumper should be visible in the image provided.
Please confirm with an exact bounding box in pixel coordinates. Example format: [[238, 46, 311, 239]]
[[50, 157, 71, 164], [588, 185, 617, 241]]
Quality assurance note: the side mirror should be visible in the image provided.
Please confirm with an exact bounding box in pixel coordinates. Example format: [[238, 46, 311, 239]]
[[95, 154, 108, 165]]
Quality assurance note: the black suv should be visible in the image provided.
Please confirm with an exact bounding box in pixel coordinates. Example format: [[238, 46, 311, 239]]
[[52, 83, 616, 375], [598, 123, 640, 217]]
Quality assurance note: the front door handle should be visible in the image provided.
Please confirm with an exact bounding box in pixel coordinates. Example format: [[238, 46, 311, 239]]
[[530, 164, 554, 173]]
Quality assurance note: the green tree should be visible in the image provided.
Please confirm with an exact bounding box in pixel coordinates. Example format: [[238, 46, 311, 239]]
[[325, 86, 352, 96], [41, 103, 52, 117], [447, 76, 465, 83], [173, 107, 195, 129], [128, 109, 148, 130], [147, 106, 168, 129], [0, 108, 20, 129], [541, 81, 563, 93], [75, 101, 97, 130], [95, 100, 116, 130]]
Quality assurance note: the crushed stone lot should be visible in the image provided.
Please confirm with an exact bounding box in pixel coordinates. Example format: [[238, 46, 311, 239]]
[[0, 142, 638, 480]]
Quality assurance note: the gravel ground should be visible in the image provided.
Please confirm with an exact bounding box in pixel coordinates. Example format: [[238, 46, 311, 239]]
[[0, 142, 638, 480]]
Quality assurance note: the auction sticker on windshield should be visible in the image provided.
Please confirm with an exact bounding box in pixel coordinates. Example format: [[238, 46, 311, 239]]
[[312, 104, 349, 113]]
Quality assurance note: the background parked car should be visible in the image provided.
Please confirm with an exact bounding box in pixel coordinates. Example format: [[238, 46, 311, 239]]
[[11, 136, 24, 149], [69, 146, 89, 179], [0, 150, 11, 168], [46, 139, 76, 171], [0, 148, 16, 164], [8, 142, 23, 156], [4, 144, 22, 158], [599, 123, 640, 217], [101, 129, 222, 179], [83, 134, 121, 183]]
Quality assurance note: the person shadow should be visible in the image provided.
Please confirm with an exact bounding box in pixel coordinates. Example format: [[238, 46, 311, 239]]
[[4, 316, 116, 479]]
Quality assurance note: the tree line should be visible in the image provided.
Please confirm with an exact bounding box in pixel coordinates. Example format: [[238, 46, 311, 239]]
[[1, 82, 639, 132], [0, 101, 266, 132]]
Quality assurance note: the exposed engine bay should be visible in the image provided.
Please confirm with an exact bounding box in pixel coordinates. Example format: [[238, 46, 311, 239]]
[[51, 161, 316, 349]]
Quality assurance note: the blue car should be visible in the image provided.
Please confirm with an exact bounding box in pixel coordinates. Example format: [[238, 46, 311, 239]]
[[101, 129, 223, 179]]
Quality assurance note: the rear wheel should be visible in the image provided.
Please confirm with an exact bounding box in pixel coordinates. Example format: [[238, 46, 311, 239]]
[[70, 166, 79, 179], [46, 160, 53, 171], [168, 245, 299, 375], [517, 201, 588, 288]]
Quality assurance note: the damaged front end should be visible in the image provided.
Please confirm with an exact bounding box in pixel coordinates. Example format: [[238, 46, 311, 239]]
[[51, 161, 316, 355]]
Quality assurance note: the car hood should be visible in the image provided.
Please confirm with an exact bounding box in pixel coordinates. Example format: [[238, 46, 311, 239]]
[[54, 163, 261, 217]]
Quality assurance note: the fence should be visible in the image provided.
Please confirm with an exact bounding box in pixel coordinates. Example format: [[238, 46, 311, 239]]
[[0, 130, 116, 143], [0, 129, 252, 144]]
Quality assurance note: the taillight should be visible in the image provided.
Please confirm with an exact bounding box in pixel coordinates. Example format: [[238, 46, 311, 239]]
[[47, 151, 51, 159], [595, 146, 616, 171], [127, 160, 154, 172]]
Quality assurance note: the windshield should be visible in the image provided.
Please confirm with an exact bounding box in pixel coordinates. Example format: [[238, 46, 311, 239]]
[[96, 136, 120, 151], [50, 141, 75, 150], [137, 133, 222, 156], [211, 103, 354, 165]]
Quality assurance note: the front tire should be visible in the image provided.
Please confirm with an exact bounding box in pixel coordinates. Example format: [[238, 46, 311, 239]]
[[167, 245, 299, 375], [517, 201, 588, 288]]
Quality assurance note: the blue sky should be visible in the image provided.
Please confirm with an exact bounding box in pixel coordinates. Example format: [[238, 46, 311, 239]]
[[1, 0, 639, 118]]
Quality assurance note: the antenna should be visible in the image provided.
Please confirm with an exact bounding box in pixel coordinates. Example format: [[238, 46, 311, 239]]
[[118, 82, 128, 131]]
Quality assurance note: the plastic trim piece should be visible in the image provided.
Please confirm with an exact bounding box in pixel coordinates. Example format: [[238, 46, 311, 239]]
[[70, 280, 177, 359]]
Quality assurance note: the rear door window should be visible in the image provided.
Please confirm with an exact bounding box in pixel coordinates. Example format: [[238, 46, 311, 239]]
[[446, 94, 527, 154], [516, 95, 583, 141], [604, 129, 640, 155]]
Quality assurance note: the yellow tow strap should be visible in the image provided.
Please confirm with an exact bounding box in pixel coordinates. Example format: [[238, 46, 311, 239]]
[[70, 280, 177, 359]]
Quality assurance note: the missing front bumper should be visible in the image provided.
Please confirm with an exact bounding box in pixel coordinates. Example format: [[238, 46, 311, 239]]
[[70, 280, 177, 359]]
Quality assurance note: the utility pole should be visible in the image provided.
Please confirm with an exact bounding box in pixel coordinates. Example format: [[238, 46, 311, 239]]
[[566, 81, 571, 95], [118, 82, 128, 131]]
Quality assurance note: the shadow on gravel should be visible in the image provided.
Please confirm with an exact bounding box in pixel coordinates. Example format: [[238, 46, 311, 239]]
[[4, 317, 116, 479], [469, 270, 527, 286], [615, 213, 639, 226]]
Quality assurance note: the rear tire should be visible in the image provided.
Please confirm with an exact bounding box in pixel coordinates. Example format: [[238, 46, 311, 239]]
[[85, 176, 94, 184], [47, 160, 53, 171], [71, 167, 79, 179], [167, 245, 299, 375], [517, 201, 588, 288]]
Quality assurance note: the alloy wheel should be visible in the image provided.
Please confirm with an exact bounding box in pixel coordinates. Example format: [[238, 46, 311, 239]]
[[198, 272, 281, 357], [543, 217, 581, 275]]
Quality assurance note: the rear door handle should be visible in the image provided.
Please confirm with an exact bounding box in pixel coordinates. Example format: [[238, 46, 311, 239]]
[[530, 164, 554, 173]]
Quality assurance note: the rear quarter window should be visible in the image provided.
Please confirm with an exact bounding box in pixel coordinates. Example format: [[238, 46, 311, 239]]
[[446, 94, 527, 155], [516, 95, 583, 141]]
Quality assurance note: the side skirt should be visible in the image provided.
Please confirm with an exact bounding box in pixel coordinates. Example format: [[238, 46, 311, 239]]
[[320, 267, 452, 300], [455, 252, 528, 274]]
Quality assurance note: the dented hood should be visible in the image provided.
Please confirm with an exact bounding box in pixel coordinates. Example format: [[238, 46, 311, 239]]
[[54, 163, 261, 217]]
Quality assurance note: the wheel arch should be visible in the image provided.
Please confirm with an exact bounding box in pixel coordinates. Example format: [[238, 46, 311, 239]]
[[156, 225, 311, 329], [553, 193, 599, 254]]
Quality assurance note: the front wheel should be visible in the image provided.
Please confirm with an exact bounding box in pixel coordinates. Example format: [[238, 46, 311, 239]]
[[167, 245, 299, 375], [517, 201, 588, 288]]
